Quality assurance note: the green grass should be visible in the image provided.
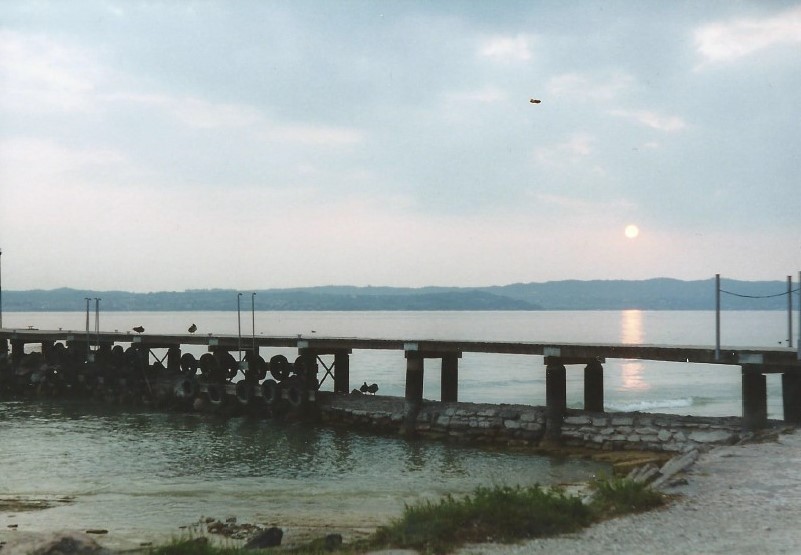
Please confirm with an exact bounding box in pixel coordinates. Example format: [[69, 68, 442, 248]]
[[364, 485, 593, 554], [590, 475, 666, 517], [149, 479, 665, 555]]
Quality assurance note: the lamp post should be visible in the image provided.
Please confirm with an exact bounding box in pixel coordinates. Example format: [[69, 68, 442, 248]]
[[715, 274, 721, 361], [237, 292, 243, 362], [788, 276, 793, 349], [0, 248, 3, 329], [94, 297, 101, 349], [251, 292, 256, 353], [84, 297, 91, 361]]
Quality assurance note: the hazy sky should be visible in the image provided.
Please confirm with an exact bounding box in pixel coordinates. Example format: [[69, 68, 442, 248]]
[[1, 1, 800, 292]]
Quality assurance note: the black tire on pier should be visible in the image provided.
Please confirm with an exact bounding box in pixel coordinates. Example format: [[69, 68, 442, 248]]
[[284, 377, 306, 409], [235, 380, 253, 405], [206, 382, 225, 406], [246, 354, 267, 382], [261, 379, 280, 405], [180, 353, 198, 376], [217, 351, 238, 381], [269, 355, 291, 382], [199, 353, 217, 377]]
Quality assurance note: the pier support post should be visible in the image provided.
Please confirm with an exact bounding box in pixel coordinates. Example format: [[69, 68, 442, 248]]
[[584, 360, 604, 413], [782, 372, 801, 424], [167, 346, 181, 373], [441, 353, 459, 403], [10, 339, 24, 367], [545, 363, 567, 440], [404, 353, 424, 433], [742, 366, 767, 430], [41, 341, 55, 362], [334, 351, 350, 394]]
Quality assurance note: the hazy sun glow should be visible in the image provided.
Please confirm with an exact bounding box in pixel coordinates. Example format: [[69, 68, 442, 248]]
[[625, 224, 640, 239]]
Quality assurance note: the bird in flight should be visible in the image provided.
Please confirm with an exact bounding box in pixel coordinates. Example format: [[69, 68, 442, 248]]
[[529, 98, 541, 104], [188, 323, 197, 334], [133, 326, 145, 334]]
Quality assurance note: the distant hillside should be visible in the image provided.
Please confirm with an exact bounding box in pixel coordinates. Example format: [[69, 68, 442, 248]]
[[1, 278, 794, 311], [1, 287, 541, 312]]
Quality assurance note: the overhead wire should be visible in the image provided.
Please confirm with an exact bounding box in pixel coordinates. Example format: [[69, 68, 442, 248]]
[[720, 287, 800, 299]]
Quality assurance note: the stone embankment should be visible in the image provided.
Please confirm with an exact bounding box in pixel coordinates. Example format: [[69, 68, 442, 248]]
[[317, 393, 751, 454]]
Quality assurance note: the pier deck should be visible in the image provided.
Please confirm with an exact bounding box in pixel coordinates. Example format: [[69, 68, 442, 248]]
[[2, 327, 800, 431], [2, 328, 798, 366]]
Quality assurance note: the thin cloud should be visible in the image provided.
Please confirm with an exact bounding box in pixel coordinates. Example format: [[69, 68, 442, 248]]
[[103, 92, 264, 129], [695, 5, 801, 65], [105, 92, 362, 144], [0, 30, 102, 113], [534, 133, 595, 166], [258, 124, 364, 146], [610, 109, 687, 132], [0, 137, 126, 183], [533, 192, 636, 214], [547, 71, 636, 102], [444, 86, 508, 104], [478, 34, 533, 62]]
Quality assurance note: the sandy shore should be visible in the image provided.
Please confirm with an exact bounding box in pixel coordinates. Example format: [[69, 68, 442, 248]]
[[4, 430, 801, 554], [458, 429, 801, 554]]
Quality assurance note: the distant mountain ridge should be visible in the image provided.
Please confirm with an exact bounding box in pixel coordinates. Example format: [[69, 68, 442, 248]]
[[1, 278, 795, 311]]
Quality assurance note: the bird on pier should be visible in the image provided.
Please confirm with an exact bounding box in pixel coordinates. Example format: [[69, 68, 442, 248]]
[[133, 326, 145, 334], [367, 383, 379, 395], [188, 323, 197, 334], [360, 382, 369, 394]]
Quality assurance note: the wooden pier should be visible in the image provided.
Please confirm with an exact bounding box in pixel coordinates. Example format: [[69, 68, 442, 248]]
[[2, 328, 801, 431]]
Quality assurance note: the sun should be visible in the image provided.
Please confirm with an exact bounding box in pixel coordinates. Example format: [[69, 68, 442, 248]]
[[624, 224, 640, 239]]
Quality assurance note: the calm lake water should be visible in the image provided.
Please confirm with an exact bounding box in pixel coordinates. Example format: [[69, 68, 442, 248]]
[[0, 310, 796, 547]]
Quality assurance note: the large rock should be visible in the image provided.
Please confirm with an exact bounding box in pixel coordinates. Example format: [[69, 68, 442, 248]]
[[688, 430, 734, 444], [324, 533, 343, 551], [244, 526, 283, 549], [3, 531, 110, 555], [651, 448, 700, 490]]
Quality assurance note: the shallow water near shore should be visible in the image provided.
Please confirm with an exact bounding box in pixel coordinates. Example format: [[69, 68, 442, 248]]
[[0, 399, 605, 548]]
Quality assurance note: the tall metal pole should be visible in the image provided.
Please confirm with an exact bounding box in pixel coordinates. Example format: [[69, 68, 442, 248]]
[[788, 275, 793, 349], [85, 297, 91, 361], [715, 273, 721, 361], [237, 292, 243, 362], [94, 298, 101, 349], [251, 292, 256, 353], [0, 248, 3, 329]]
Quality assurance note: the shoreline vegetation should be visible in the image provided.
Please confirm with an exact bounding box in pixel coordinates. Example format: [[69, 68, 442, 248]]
[[148, 478, 665, 555], [2, 277, 794, 311]]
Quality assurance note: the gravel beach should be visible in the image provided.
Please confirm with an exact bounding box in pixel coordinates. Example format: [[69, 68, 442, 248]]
[[458, 429, 801, 555]]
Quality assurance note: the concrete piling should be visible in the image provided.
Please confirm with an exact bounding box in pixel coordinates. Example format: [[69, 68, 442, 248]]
[[545, 363, 567, 439]]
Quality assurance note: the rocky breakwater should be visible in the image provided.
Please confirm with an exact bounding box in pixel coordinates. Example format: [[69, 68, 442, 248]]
[[317, 393, 752, 454], [318, 394, 547, 445], [560, 411, 748, 453]]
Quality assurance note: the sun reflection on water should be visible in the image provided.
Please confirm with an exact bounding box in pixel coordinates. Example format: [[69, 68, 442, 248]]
[[621, 309, 643, 344], [620, 310, 649, 392]]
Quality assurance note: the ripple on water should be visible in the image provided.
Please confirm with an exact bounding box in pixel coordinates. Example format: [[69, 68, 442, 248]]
[[0, 400, 608, 544]]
